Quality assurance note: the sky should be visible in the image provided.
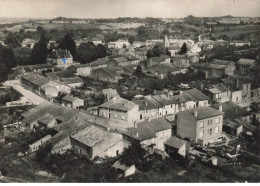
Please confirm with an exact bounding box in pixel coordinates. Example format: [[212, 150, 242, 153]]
[[0, 0, 260, 19]]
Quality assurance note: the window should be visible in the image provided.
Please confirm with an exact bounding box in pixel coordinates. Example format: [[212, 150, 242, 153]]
[[199, 122, 204, 128], [209, 128, 212, 135], [208, 120, 212, 125], [215, 127, 219, 134], [171, 105, 173, 108], [215, 118, 220, 124], [199, 131, 204, 139]]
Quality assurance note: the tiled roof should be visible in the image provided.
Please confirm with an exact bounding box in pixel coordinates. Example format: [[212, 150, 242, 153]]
[[38, 113, 55, 124], [99, 97, 138, 112], [177, 107, 223, 121], [208, 84, 229, 94], [62, 95, 80, 102], [60, 77, 83, 84], [194, 63, 228, 70], [112, 56, 129, 63], [164, 136, 187, 149], [123, 117, 171, 141], [45, 72, 59, 81], [146, 64, 180, 74], [183, 88, 209, 101], [236, 58, 255, 66], [211, 59, 234, 66], [167, 46, 181, 50], [132, 96, 162, 110], [22, 73, 50, 87]]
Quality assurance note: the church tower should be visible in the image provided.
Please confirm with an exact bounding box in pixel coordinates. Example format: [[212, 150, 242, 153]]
[[164, 35, 170, 47]]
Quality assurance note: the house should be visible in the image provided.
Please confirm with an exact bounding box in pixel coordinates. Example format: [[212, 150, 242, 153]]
[[236, 58, 255, 73], [182, 88, 209, 107], [187, 44, 201, 53], [102, 88, 120, 101], [98, 97, 139, 123], [90, 67, 123, 82], [113, 160, 136, 178], [230, 41, 251, 47], [29, 135, 52, 152], [167, 46, 181, 57], [70, 125, 124, 160], [145, 64, 182, 79], [37, 113, 57, 128], [186, 53, 200, 64], [194, 59, 236, 79], [132, 95, 163, 120], [111, 56, 139, 67], [199, 40, 215, 50], [205, 84, 231, 104], [59, 77, 84, 88], [62, 95, 84, 109], [147, 55, 171, 67], [134, 47, 149, 61], [177, 107, 224, 146], [70, 57, 109, 76], [108, 39, 130, 49], [21, 73, 50, 95], [48, 49, 75, 68], [164, 136, 187, 157], [172, 55, 190, 67], [123, 117, 172, 151], [12, 64, 54, 75], [223, 120, 243, 137]]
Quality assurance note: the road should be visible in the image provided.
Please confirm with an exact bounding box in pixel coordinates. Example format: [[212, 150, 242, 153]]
[[3, 80, 46, 105]]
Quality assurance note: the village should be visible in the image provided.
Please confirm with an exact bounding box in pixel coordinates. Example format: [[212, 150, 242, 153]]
[[0, 13, 260, 182]]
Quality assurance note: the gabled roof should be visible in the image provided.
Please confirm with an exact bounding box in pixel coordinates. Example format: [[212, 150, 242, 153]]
[[211, 59, 234, 66], [177, 107, 223, 121], [38, 113, 55, 124], [62, 95, 81, 102], [183, 88, 209, 101], [123, 117, 171, 141], [112, 56, 129, 63], [194, 63, 228, 70], [167, 45, 181, 50], [99, 97, 138, 112], [132, 96, 162, 110], [208, 84, 229, 94], [236, 58, 255, 66], [164, 136, 187, 149], [22, 73, 50, 87], [146, 64, 180, 74], [60, 77, 83, 84]]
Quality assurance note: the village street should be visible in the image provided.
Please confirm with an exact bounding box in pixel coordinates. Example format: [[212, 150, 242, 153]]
[[3, 80, 46, 105]]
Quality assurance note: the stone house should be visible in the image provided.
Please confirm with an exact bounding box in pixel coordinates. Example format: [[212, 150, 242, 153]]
[[123, 117, 172, 151], [236, 58, 255, 73], [70, 125, 124, 160], [98, 97, 139, 123], [164, 136, 187, 157], [172, 55, 190, 67], [167, 46, 181, 57], [177, 107, 224, 146], [29, 135, 52, 152], [90, 67, 123, 83], [205, 84, 231, 104], [61, 95, 84, 109]]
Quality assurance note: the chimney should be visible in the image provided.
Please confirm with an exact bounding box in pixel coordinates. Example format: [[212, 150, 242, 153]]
[[219, 105, 223, 112], [180, 91, 183, 95], [194, 111, 198, 117]]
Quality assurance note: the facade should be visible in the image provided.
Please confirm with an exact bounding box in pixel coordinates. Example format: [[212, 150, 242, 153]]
[[123, 117, 172, 151], [90, 67, 123, 82], [167, 46, 181, 57], [70, 125, 124, 160], [206, 84, 231, 104], [98, 97, 139, 123], [172, 55, 190, 67], [236, 58, 255, 73], [164, 136, 187, 157], [61, 95, 84, 109], [177, 107, 224, 146], [29, 135, 52, 152]]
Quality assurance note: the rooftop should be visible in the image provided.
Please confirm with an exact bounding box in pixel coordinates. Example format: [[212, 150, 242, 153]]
[[62, 95, 81, 102], [236, 58, 255, 66], [99, 97, 138, 112], [22, 73, 50, 87], [177, 107, 223, 120], [208, 84, 229, 94], [164, 136, 187, 149], [183, 88, 209, 101]]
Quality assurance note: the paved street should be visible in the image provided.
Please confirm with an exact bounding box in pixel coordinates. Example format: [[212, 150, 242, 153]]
[[3, 80, 46, 105]]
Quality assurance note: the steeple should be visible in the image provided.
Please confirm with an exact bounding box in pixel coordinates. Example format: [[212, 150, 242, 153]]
[[164, 34, 170, 47]]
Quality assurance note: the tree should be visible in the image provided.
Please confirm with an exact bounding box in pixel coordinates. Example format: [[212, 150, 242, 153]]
[[96, 44, 107, 58], [128, 36, 135, 45], [147, 43, 166, 58], [76, 42, 98, 63], [179, 42, 188, 54], [250, 102, 259, 113], [138, 26, 146, 36], [162, 29, 170, 36], [59, 32, 77, 58], [133, 65, 143, 78], [121, 142, 146, 166], [30, 32, 48, 64], [0, 48, 16, 69]]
